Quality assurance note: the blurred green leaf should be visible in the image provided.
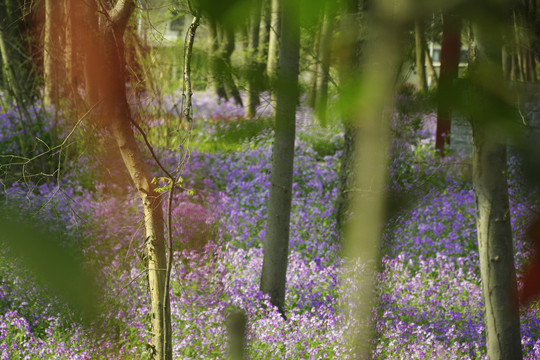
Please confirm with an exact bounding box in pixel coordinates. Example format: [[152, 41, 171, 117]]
[[0, 210, 99, 324]]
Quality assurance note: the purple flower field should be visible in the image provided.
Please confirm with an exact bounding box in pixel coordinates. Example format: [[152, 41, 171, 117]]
[[1, 93, 540, 359]]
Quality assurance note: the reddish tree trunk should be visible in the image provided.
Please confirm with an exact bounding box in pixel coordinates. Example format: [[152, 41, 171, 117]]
[[436, 12, 461, 156]]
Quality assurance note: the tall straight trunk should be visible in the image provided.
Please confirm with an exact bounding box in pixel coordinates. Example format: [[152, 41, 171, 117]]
[[208, 21, 243, 106], [208, 20, 228, 100], [78, 2, 172, 359], [414, 18, 428, 92], [470, 21, 522, 360], [221, 28, 243, 107], [266, 0, 281, 108], [0, 0, 37, 106], [435, 12, 461, 155], [64, 0, 73, 94], [339, 0, 403, 355], [306, 17, 321, 109], [512, 0, 537, 82], [258, 0, 271, 84], [314, 6, 332, 126], [260, 0, 300, 315], [335, 0, 361, 233], [44, 0, 62, 107], [425, 47, 438, 87], [245, 0, 262, 117]]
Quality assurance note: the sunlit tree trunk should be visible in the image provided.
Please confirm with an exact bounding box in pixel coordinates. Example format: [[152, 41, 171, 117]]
[[470, 21, 522, 360], [435, 12, 461, 155], [414, 18, 428, 92], [260, 0, 300, 315], [78, 1, 172, 359]]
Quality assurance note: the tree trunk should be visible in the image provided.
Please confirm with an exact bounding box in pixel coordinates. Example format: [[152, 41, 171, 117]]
[[470, 21, 523, 360], [266, 0, 281, 108], [425, 47, 438, 87], [306, 16, 321, 109], [221, 28, 243, 107], [0, 0, 37, 106], [512, 0, 537, 82], [260, 0, 300, 316], [78, 2, 173, 359], [335, 123, 356, 231], [245, 0, 262, 117], [414, 18, 428, 92], [208, 21, 243, 106], [43, 0, 62, 107], [335, 0, 361, 234], [435, 12, 461, 156], [208, 20, 228, 100], [258, 0, 271, 89], [314, 6, 332, 126]]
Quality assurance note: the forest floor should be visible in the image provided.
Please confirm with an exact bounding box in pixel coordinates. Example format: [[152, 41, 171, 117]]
[[0, 91, 539, 359]]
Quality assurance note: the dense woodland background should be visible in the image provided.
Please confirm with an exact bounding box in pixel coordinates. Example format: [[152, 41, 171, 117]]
[[1, 0, 540, 359]]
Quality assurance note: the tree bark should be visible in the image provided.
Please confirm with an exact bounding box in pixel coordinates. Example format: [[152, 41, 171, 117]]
[[314, 6, 332, 126], [78, 2, 172, 359], [512, 0, 537, 82], [0, 0, 37, 106], [435, 12, 461, 156], [266, 0, 281, 108], [245, 0, 262, 117], [208, 21, 243, 106], [335, 0, 361, 234], [260, 0, 300, 316], [44, 0, 62, 107], [470, 20, 523, 360], [414, 18, 428, 92]]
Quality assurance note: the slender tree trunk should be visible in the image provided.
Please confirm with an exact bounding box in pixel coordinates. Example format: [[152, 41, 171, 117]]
[[258, 0, 271, 89], [335, 0, 361, 234], [208, 20, 228, 100], [414, 18, 428, 92], [44, 0, 61, 107], [314, 6, 332, 126], [0, 0, 37, 106], [208, 21, 242, 106], [266, 0, 281, 108], [306, 17, 321, 109], [425, 47, 438, 87], [339, 0, 403, 355], [221, 28, 243, 107], [435, 12, 461, 156], [78, 2, 173, 359], [512, 0, 537, 82], [245, 0, 262, 117], [260, 0, 300, 316], [470, 21, 522, 360]]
